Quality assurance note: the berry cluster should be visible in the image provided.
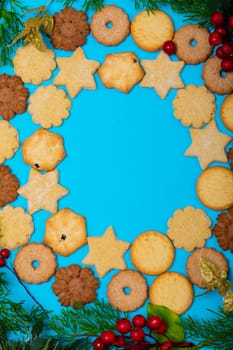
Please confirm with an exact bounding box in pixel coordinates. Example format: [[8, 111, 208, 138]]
[[93, 315, 193, 350], [209, 11, 233, 72], [0, 248, 10, 267]]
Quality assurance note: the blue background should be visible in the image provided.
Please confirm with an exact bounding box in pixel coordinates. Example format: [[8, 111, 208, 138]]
[[1, 0, 232, 340]]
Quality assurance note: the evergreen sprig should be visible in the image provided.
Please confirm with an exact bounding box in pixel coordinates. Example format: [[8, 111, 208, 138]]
[[182, 309, 233, 350]]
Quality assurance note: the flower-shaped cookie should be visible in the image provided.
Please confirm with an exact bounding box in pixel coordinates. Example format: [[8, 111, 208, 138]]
[[13, 44, 56, 84], [0, 121, 19, 164], [0, 74, 28, 120], [167, 206, 212, 251], [50, 7, 90, 50], [213, 207, 233, 252], [28, 85, 71, 128], [52, 264, 99, 307], [0, 165, 19, 207]]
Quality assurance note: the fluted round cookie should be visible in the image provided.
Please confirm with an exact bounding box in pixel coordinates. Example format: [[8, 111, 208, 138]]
[[197, 166, 233, 210], [150, 272, 194, 315], [130, 231, 174, 275], [220, 93, 233, 132], [131, 10, 174, 52]]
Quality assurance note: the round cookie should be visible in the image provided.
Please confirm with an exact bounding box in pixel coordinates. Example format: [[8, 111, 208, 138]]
[[220, 93, 233, 131], [202, 56, 233, 94], [149, 272, 194, 315], [196, 166, 233, 210], [131, 10, 174, 52], [14, 242, 57, 284], [186, 247, 229, 288], [173, 24, 212, 64], [90, 5, 130, 46], [107, 269, 148, 312], [130, 231, 175, 275]]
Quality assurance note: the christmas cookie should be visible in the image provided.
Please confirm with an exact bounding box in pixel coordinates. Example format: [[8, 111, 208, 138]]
[[140, 51, 184, 99], [44, 208, 87, 256], [54, 47, 100, 98], [13, 44, 56, 84], [130, 231, 175, 275], [227, 147, 233, 170], [98, 52, 144, 93], [82, 226, 130, 277], [202, 56, 233, 94], [212, 207, 233, 252], [90, 5, 130, 46], [14, 243, 57, 284], [22, 128, 66, 171], [107, 269, 148, 312], [173, 24, 212, 64], [196, 166, 233, 210], [0, 74, 28, 121], [0, 165, 19, 207], [131, 10, 174, 52], [50, 7, 90, 50], [0, 121, 19, 164], [18, 168, 68, 214], [167, 206, 211, 251], [149, 272, 194, 315], [52, 264, 99, 307], [220, 93, 233, 132], [186, 247, 229, 288], [28, 85, 71, 128], [0, 206, 34, 250], [173, 85, 216, 128], [184, 120, 231, 169]]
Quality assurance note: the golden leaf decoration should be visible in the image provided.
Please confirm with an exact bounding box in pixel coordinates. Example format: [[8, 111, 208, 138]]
[[223, 290, 233, 312], [40, 14, 54, 35]]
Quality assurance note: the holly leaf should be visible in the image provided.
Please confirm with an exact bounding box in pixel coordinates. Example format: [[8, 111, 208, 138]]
[[147, 304, 184, 343]]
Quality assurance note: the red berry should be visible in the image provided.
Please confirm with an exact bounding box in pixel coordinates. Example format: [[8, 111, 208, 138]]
[[156, 320, 167, 334], [216, 46, 226, 59], [210, 11, 225, 26], [0, 248, 10, 259], [116, 318, 131, 334], [100, 330, 115, 345], [93, 337, 106, 350], [160, 341, 173, 350], [221, 58, 233, 72], [214, 26, 228, 37], [132, 314, 146, 328], [147, 316, 162, 330], [0, 257, 5, 267], [209, 32, 223, 46], [115, 335, 125, 346], [130, 328, 145, 342], [228, 15, 233, 29], [162, 40, 176, 54], [221, 43, 233, 56]]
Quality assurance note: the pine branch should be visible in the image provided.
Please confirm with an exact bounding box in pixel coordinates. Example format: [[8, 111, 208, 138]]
[[182, 309, 233, 349]]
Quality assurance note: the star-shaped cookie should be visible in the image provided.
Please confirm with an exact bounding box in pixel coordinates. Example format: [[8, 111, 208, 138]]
[[82, 226, 130, 277], [18, 168, 68, 214], [54, 47, 100, 98], [140, 52, 184, 99], [185, 120, 232, 169]]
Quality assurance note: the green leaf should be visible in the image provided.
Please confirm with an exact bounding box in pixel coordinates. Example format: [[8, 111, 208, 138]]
[[147, 304, 184, 343]]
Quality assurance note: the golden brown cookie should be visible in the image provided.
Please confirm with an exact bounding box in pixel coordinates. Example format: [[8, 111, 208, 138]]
[[14, 243, 57, 284], [0, 121, 19, 164], [186, 247, 229, 288], [44, 208, 87, 256], [98, 52, 144, 93], [167, 206, 211, 251], [90, 5, 130, 46], [22, 128, 66, 172], [202, 56, 233, 94], [0, 206, 34, 250], [149, 272, 194, 315], [107, 269, 148, 312], [13, 44, 56, 84], [130, 231, 174, 275], [196, 166, 233, 210], [173, 85, 216, 128], [220, 93, 233, 131], [131, 10, 174, 52], [173, 24, 212, 64]]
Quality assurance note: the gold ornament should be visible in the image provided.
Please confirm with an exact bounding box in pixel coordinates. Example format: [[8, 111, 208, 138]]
[[223, 290, 233, 312]]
